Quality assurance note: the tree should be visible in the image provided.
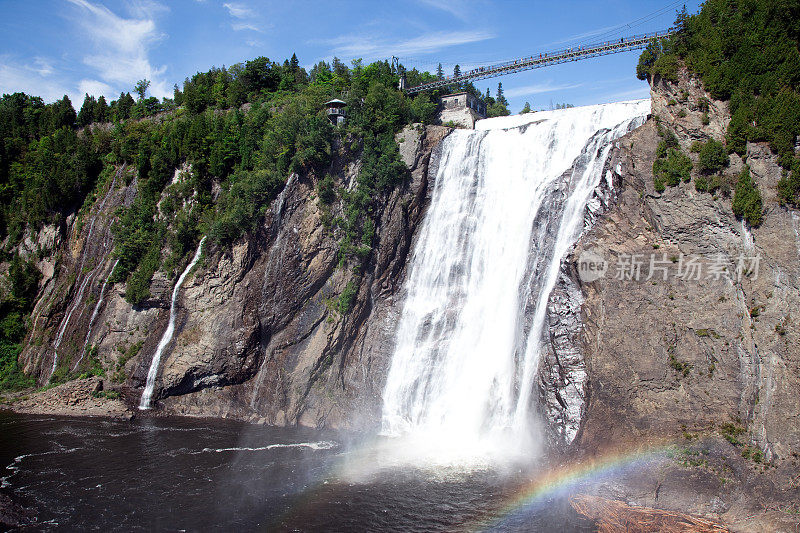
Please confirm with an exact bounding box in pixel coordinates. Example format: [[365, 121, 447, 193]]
[[636, 39, 662, 80], [95, 96, 109, 122], [114, 92, 135, 121], [436, 63, 444, 80], [51, 95, 76, 129], [134, 79, 151, 101], [520, 101, 531, 114], [453, 64, 461, 78], [496, 82, 508, 106], [77, 93, 96, 127], [732, 165, 763, 227]]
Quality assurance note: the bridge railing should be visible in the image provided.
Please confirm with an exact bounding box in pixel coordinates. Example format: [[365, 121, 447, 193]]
[[405, 29, 675, 95]]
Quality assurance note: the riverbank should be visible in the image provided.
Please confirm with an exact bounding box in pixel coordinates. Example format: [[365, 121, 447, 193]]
[[0, 377, 133, 419]]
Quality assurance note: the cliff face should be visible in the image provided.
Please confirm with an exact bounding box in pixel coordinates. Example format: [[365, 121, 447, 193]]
[[18, 124, 450, 429], [549, 68, 800, 526]]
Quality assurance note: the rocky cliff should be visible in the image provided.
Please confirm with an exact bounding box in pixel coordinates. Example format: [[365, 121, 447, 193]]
[[543, 67, 800, 529], [16, 124, 450, 429], [6, 66, 800, 529]]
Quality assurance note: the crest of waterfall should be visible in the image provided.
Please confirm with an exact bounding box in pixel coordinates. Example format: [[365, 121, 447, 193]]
[[139, 237, 206, 410], [380, 100, 649, 463]]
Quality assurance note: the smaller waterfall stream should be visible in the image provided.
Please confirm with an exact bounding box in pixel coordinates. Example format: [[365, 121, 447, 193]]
[[251, 175, 295, 408], [139, 237, 206, 410], [72, 259, 120, 372], [49, 172, 119, 381]]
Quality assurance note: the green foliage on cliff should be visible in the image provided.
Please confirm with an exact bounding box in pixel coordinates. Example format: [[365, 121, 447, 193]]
[[732, 165, 763, 227], [696, 139, 729, 175], [0, 255, 40, 390], [777, 159, 800, 207], [638, 0, 800, 183], [0, 52, 429, 387], [653, 147, 692, 188], [653, 128, 692, 191]]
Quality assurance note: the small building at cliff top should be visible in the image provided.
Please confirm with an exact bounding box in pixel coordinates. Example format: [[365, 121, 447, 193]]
[[438, 92, 487, 129], [324, 99, 346, 126]]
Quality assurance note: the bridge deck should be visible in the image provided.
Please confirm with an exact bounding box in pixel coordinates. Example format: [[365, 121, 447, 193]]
[[404, 30, 675, 95]]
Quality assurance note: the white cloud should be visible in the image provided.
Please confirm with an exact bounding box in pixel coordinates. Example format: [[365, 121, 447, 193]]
[[223, 2, 267, 32], [417, 0, 471, 21], [505, 81, 583, 98], [232, 22, 263, 32], [66, 0, 170, 99], [32, 57, 54, 77], [318, 30, 494, 61], [223, 2, 255, 19], [0, 56, 71, 102], [78, 79, 114, 98]]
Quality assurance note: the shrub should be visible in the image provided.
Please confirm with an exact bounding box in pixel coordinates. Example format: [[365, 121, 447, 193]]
[[654, 147, 692, 186], [317, 174, 336, 204], [697, 139, 729, 174], [777, 159, 800, 207], [337, 280, 358, 314], [732, 165, 763, 227]]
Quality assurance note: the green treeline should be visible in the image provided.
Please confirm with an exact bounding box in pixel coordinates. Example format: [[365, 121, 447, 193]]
[[0, 54, 448, 387], [637, 0, 800, 209]]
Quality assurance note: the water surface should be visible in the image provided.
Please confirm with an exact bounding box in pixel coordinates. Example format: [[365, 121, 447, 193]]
[[0, 412, 595, 531]]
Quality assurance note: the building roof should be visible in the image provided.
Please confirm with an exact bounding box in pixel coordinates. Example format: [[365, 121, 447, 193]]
[[324, 99, 346, 106], [441, 92, 486, 104]]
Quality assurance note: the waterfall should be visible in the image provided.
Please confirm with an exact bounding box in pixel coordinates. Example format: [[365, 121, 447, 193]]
[[380, 100, 649, 462], [49, 171, 118, 382], [72, 259, 120, 372], [251, 175, 295, 408], [139, 237, 206, 410]]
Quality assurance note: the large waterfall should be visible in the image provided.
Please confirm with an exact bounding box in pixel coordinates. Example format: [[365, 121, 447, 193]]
[[380, 100, 649, 462]]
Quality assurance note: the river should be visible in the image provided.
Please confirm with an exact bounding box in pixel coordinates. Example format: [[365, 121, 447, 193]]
[[0, 412, 596, 531]]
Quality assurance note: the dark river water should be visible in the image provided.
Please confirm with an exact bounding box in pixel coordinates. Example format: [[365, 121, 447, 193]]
[[0, 412, 596, 531]]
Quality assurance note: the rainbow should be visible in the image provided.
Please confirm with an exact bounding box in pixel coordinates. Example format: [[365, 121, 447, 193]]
[[475, 440, 676, 530]]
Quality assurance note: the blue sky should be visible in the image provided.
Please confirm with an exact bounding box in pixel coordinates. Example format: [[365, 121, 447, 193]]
[[0, 0, 702, 113]]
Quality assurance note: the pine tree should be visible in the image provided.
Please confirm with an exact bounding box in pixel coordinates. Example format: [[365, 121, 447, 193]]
[[52, 95, 76, 129], [436, 63, 444, 80], [496, 82, 508, 106], [520, 101, 531, 114], [77, 93, 96, 127], [96, 96, 109, 122], [453, 64, 461, 78], [290, 53, 300, 72], [116, 92, 135, 121]]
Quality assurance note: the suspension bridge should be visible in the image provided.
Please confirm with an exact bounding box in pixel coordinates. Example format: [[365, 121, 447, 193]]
[[400, 28, 676, 95]]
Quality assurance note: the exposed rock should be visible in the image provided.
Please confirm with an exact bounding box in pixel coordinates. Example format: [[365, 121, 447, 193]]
[[6, 376, 131, 418], [16, 124, 451, 430], [557, 66, 800, 529]]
